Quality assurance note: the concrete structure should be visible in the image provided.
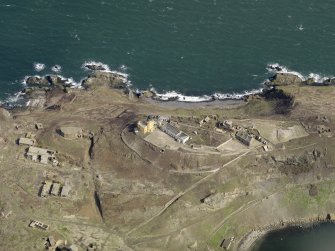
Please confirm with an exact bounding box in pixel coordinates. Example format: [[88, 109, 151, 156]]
[[25, 132, 36, 139], [157, 115, 171, 124], [235, 131, 255, 146], [18, 137, 36, 146], [60, 184, 71, 197], [218, 120, 233, 131], [41, 181, 69, 198], [59, 126, 83, 139], [137, 120, 156, 134], [35, 123, 43, 130], [26, 146, 57, 165], [48, 236, 55, 247], [50, 183, 61, 196], [159, 122, 190, 144], [29, 220, 49, 230], [220, 237, 234, 250], [40, 180, 53, 197]]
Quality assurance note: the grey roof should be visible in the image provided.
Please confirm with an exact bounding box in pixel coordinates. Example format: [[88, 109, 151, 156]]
[[161, 123, 179, 137], [60, 185, 71, 197], [51, 183, 61, 196]]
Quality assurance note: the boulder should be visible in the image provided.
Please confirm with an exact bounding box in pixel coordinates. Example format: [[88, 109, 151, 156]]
[[46, 75, 66, 86], [267, 73, 303, 86], [81, 71, 126, 90], [25, 76, 49, 87], [302, 77, 335, 86], [84, 64, 107, 71]]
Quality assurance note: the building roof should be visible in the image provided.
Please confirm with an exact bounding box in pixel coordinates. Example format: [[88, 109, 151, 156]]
[[35, 123, 43, 129], [51, 183, 61, 195], [27, 146, 55, 156], [177, 132, 189, 141], [19, 137, 35, 146], [41, 181, 52, 196], [60, 184, 71, 197], [161, 122, 180, 137]]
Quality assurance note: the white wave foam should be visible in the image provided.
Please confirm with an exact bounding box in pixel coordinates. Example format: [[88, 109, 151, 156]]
[[307, 73, 334, 83], [34, 63, 45, 72], [82, 61, 131, 85], [82, 61, 111, 72], [51, 65, 62, 73], [5, 91, 24, 105], [119, 64, 128, 71], [266, 63, 305, 80], [150, 88, 263, 102]]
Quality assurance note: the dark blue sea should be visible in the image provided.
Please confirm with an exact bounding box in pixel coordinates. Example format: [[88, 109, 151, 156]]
[[0, 0, 334, 102]]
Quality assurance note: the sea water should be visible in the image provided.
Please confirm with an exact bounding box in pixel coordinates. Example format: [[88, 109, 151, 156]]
[[252, 223, 335, 251], [0, 0, 334, 102]]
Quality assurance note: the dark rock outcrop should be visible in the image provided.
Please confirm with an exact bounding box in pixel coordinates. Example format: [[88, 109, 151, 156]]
[[266, 73, 303, 86], [25, 76, 49, 87], [302, 77, 335, 86], [84, 64, 107, 71], [46, 75, 67, 86], [81, 71, 127, 90]]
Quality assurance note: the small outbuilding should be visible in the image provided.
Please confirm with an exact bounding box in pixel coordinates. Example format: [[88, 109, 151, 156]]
[[29, 220, 49, 230], [59, 127, 83, 139], [220, 237, 234, 250], [18, 137, 36, 146], [218, 120, 233, 131], [35, 123, 44, 130], [50, 183, 61, 196], [60, 184, 71, 197], [40, 180, 53, 197]]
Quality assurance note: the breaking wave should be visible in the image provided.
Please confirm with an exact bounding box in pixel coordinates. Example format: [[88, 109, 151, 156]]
[[4, 61, 335, 108], [150, 88, 263, 102], [33, 62, 46, 72], [51, 65, 62, 73]]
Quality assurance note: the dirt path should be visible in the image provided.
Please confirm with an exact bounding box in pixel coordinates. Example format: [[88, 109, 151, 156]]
[[126, 150, 250, 236]]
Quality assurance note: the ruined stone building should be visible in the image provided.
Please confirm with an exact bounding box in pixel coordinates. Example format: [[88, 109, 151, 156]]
[[235, 131, 255, 146], [26, 146, 57, 165], [218, 120, 233, 131]]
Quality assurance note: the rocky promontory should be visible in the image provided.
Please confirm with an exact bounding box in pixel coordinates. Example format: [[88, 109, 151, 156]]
[[81, 71, 128, 90], [267, 72, 335, 87]]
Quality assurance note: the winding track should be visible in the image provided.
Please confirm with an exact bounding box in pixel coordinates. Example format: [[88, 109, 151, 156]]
[[126, 150, 251, 236]]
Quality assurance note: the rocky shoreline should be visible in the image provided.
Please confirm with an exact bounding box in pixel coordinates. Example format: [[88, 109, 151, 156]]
[[2, 64, 334, 111]]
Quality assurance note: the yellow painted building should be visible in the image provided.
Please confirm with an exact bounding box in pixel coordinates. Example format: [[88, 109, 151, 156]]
[[137, 120, 156, 134]]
